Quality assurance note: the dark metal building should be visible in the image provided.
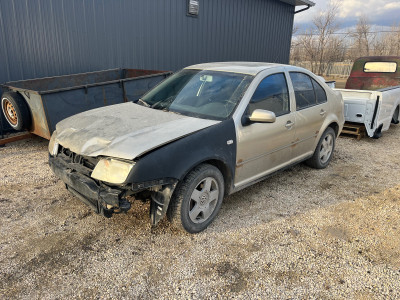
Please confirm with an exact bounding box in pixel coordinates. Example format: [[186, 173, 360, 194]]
[[0, 0, 314, 82], [0, 0, 313, 129]]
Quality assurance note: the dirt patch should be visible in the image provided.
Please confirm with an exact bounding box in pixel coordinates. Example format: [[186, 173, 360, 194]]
[[1, 125, 400, 299]]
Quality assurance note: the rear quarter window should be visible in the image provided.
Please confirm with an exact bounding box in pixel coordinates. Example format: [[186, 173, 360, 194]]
[[311, 78, 327, 104]]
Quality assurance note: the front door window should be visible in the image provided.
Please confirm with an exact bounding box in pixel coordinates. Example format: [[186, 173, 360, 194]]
[[248, 73, 290, 116]]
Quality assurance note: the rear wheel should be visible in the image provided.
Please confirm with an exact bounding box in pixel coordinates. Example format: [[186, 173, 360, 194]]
[[1, 92, 31, 131], [392, 106, 399, 124], [167, 164, 224, 233], [306, 127, 336, 169]]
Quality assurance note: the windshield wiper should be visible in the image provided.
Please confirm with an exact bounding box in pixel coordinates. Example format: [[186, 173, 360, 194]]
[[137, 98, 150, 107], [168, 109, 182, 115], [151, 95, 176, 110]]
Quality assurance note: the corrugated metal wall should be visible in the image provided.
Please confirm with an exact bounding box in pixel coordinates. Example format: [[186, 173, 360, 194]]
[[0, 0, 294, 85]]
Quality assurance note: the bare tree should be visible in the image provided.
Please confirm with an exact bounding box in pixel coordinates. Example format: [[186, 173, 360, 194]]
[[348, 15, 375, 59], [290, 7, 400, 77], [290, 1, 343, 75], [312, 1, 341, 74], [290, 25, 302, 61], [384, 23, 400, 56], [365, 22, 400, 57], [295, 29, 319, 72], [357, 15, 371, 55]]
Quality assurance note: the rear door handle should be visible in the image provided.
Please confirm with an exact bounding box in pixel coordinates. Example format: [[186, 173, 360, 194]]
[[320, 109, 326, 116], [285, 121, 294, 129]]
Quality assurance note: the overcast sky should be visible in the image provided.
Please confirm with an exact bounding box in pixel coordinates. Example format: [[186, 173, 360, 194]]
[[294, 0, 400, 30]]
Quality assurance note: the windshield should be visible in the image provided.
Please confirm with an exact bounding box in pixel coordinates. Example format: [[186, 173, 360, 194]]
[[140, 69, 253, 120]]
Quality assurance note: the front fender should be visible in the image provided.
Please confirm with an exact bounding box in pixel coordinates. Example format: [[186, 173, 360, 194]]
[[125, 119, 237, 189]]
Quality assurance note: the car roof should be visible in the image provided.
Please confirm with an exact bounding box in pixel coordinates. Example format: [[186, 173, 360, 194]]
[[185, 61, 287, 76], [354, 56, 400, 62]]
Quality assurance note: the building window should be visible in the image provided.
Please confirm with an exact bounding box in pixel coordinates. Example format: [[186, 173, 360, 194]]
[[187, 0, 199, 17]]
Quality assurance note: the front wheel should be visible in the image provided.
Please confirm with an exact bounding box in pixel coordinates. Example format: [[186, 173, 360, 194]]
[[306, 127, 336, 169], [167, 164, 224, 233]]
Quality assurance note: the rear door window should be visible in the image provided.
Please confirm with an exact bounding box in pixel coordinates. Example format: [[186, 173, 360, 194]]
[[289, 72, 316, 110], [249, 73, 290, 117]]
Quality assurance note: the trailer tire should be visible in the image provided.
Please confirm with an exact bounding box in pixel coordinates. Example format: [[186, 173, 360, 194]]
[[391, 106, 399, 124], [1, 92, 31, 131]]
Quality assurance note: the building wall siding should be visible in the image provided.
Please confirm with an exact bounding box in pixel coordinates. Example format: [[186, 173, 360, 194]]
[[0, 0, 294, 85]]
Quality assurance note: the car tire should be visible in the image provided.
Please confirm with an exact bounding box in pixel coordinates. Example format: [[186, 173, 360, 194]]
[[167, 164, 224, 233], [391, 106, 399, 124], [306, 127, 336, 169], [1, 92, 31, 131]]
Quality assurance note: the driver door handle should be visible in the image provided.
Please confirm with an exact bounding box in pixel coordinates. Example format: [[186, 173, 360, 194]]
[[285, 121, 294, 129], [320, 109, 326, 116]]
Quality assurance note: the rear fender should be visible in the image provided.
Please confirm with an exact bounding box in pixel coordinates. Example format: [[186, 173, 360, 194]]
[[314, 114, 342, 150]]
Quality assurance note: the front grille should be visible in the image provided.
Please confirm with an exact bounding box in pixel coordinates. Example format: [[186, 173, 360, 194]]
[[58, 146, 99, 174]]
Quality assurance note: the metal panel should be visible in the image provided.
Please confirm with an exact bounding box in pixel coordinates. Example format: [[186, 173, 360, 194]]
[[42, 84, 125, 135], [280, 0, 315, 6], [0, 0, 294, 86], [2, 69, 170, 138]]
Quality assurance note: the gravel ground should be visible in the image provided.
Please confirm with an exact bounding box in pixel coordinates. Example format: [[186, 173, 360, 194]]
[[1, 125, 400, 299]]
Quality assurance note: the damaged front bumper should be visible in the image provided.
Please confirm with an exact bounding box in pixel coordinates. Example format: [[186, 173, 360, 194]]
[[49, 155, 130, 217], [49, 152, 178, 225]]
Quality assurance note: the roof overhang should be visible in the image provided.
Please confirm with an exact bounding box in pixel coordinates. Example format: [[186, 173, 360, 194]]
[[279, 0, 315, 7]]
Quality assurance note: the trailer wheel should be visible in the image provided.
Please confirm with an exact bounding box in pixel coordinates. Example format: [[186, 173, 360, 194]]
[[1, 92, 31, 131], [392, 106, 399, 124]]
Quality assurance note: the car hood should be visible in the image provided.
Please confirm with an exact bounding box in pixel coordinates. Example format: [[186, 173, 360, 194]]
[[55, 102, 219, 160]]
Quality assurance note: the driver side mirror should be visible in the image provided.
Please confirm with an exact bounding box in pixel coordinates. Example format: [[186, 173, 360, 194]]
[[249, 109, 276, 123]]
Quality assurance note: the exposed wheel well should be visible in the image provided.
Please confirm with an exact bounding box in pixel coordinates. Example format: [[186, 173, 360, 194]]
[[197, 159, 232, 196], [328, 122, 339, 137]]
